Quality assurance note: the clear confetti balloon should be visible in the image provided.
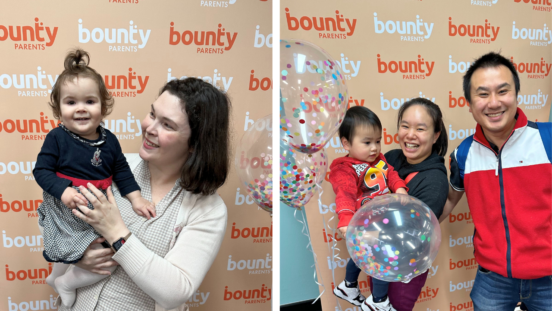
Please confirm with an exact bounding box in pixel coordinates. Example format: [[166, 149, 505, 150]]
[[280, 138, 328, 209], [235, 114, 273, 214], [280, 39, 348, 154], [346, 194, 441, 282]]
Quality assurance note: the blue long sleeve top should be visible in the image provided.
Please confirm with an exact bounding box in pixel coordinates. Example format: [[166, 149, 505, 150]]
[[33, 126, 140, 200]]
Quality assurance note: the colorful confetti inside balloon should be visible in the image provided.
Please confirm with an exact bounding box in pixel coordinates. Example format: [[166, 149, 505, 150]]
[[345, 194, 441, 282], [280, 138, 327, 209], [280, 39, 348, 154]]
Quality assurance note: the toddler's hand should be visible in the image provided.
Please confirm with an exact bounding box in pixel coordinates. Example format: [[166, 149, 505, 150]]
[[61, 187, 86, 209], [396, 188, 409, 205], [132, 197, 156, 220], [338, 226, 348, 239]]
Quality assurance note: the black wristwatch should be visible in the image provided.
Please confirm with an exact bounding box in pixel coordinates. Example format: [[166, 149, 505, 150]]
[[111, 232, 132, 252]]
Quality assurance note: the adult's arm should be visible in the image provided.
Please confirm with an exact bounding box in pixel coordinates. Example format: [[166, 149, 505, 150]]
[[440, 147, 467, 222], [439, 185, 465, 223], [113, 194, 227, 309], [73, 185, 227, 310]]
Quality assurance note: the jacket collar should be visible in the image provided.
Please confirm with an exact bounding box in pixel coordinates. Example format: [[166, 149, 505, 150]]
[[473, 107, 527, 150]]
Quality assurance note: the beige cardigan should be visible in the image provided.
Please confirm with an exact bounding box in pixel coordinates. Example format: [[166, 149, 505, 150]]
[[120, 154, 227, 311]]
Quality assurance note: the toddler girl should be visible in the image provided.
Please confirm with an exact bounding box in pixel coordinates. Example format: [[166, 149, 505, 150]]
[[33, 49, 154, 307]]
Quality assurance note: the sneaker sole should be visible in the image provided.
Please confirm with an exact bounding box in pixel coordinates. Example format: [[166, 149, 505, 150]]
[[333, 287, 364, 306]]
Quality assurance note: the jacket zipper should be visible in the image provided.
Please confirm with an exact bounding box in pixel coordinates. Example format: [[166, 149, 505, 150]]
[[473, 133, 514, 278]]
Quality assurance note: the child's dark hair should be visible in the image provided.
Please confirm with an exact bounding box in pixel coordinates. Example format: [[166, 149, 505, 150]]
[[160, 78, 231, 196], [338, 106, 382, 143], [397, 98, 448, 157], [49, 49, 114, 120]]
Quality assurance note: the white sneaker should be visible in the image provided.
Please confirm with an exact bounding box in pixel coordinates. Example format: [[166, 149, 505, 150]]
[[333, 280, 365, 306], [361, 295, 397, 311]]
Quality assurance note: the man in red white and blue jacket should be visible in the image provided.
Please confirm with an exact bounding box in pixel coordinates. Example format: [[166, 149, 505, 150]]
[[444, 52, 552, 311]]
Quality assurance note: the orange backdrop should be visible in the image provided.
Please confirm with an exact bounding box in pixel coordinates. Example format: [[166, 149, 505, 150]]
[[281, 1, 551, 311], [0, 1, 272, 310]]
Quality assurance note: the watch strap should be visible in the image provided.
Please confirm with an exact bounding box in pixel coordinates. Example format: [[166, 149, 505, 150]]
[[111, 232, 132, 252]]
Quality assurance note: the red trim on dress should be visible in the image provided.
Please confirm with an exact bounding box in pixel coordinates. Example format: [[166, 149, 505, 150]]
[[56, 172, 113, 190]]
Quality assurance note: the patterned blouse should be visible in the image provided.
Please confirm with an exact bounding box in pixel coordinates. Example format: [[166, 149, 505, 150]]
[[60, 159, 184, 310]]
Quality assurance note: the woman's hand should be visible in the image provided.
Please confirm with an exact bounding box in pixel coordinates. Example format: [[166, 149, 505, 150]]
[[73, 184, 130, 245], [75, 238, 119, 275]]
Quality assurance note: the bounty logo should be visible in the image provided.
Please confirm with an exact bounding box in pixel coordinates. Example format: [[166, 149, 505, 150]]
[[373, 13, 434, 42], [285, 7, 357, 39], [335, 53, 361, 80], [2, 230, 43, 253], [0, 17, 58, 50], [327, 257, 351, 270], [169, 22, 238, 54], [0, 66, 59, 97], [227, 254, 272, 274], [449, 235, 473, 248], [187, 290, 210, 308], [514, 0, 552, 12], [78, 19, 151, 52], [243, 112, 272, 132], [230, 222, 272, 243], [448, 55, 472, 73], [448, 125, 476, 141], [5, 263, 52, 284], [448, 17, 500, 44], [377, 54, 435, 79], [510, 56, 551, 78], [167, 68, 233, 92], [103, 112, 142, 140], [254, 25, 272, 48], [223, 284, 271, 304], [0, 112, 59, 141], [450, 257, 478, 271], [380, 91, 436, 111], [200, 0, 236, 7], [471, 0, 498, 6], [517, 90, 548, 109], [0, 194, 42, 215], [512, 21, 552, 46], [450, 299, 474, 311], [449, 91, 469, 108], [7, 295, 58, 311], [105, 68, 149, 97], [0, 160, 36, 179], [450, 279, 475, 292], [417, 286, 439, 303]]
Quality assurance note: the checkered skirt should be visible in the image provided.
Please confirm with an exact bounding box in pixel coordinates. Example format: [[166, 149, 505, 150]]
[[38, 186, 105, 264]]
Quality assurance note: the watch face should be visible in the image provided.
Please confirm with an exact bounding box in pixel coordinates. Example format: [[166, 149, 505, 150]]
[[114, 238, 125, 251]]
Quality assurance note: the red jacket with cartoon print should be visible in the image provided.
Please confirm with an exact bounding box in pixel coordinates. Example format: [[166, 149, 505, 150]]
[[329, 154, 407, 228]]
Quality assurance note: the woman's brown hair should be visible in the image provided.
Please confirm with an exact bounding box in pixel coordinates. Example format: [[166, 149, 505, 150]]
[[160, 78, 231, 196], [49, 49, 114, 120]]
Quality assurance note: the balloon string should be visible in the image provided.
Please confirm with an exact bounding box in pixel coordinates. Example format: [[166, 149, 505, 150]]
[[294, 208, 326, 303], [317, 183, 343, 311]]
